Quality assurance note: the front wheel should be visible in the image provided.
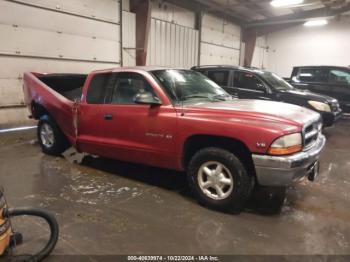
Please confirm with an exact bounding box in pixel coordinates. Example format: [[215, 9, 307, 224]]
[[37, 115, 69, 156], [187, 147, 253, 213]]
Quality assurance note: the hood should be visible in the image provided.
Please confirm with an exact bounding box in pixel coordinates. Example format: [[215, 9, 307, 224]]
[[279, 89, 336, 103], [186, 99, 320, 127]]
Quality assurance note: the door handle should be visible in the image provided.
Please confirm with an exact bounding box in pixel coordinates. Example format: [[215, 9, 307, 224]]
[[104, 114, 113, 120]]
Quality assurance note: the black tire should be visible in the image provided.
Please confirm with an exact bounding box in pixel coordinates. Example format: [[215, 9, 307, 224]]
[[37, 115, 69, 156], [6, 207, 59, 261], [187, 147, 253, 213]]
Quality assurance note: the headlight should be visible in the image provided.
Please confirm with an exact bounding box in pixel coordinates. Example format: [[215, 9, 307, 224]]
[[268, 133, 302, 155], [308, 101, 331, 112]]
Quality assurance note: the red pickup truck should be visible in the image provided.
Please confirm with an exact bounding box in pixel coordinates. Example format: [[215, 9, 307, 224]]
[[23, 67, 326, 212]]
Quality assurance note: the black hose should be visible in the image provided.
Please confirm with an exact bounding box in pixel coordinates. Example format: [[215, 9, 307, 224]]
[[5, 208, 59, 262]]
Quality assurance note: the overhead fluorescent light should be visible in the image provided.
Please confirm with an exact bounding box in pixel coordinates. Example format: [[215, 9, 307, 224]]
[[304, 19, 328, 27], [270, 0, 303, 8]]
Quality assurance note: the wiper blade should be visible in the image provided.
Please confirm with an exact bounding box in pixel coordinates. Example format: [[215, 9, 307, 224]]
[[182, 93, 230, 102], [211, 94, 230, 101], [182, 94, 211, 100]]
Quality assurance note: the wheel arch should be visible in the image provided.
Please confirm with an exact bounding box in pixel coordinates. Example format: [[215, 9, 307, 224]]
[[31, 101, 50, 120], [182, 135, 256, 179]]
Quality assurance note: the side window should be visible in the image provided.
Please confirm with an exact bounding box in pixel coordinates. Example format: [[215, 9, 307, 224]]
[[194, 69, 207, 76], [110, 73, 157, 104], [329, 69, 350, 85], [86, 73, 113, 104], [234, 71, 265, 91], [298, 68, 327, 82], [207, 70, 229, 87]]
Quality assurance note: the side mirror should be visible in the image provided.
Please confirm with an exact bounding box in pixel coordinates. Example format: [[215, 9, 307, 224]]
[[134, 92, 162, 105]]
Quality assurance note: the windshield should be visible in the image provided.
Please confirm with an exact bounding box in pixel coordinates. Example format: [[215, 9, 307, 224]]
[[258, 71, 294, 90], [151, 70, 231, 103]]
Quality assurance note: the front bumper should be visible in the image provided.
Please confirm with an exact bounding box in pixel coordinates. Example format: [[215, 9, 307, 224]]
[[252, 134, 326, 186], [321, 110, 342, 127]]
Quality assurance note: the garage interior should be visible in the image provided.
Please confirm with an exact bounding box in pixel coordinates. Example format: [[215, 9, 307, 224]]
[[0, 0, 350, 260]]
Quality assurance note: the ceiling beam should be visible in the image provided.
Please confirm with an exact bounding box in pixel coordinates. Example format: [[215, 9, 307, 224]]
[[130, 0, 151, 66], [245, 2, 350, 27], [242, 30, 257, 67], [235, 0, 274, 18], [166, 0, 246, 25]]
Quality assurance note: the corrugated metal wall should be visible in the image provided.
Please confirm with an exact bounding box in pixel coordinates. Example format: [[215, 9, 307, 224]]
[[0, 0, 121, 126], [0, 0, 243, 126], [251, 36, 268, 69], [200, 13, 241, 66], [146, 0, 199, 68], [147, 19, 199, 68]]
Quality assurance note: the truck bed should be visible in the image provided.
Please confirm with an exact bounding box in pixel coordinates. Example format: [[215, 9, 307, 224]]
[[23, 72, 87, 145], [38, 74, 87, 101]]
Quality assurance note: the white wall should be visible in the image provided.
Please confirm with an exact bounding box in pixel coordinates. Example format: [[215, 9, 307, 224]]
[[264, 16, 350, 77], [0, 0, 243, 126], [150, 0, 196, 28], [0, 0, 121, 126], [147, 4, 242, 68], [200, 13, 241, 66]]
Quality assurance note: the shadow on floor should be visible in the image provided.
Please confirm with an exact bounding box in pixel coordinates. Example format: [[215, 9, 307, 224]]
[[80, 155, 286, 216]]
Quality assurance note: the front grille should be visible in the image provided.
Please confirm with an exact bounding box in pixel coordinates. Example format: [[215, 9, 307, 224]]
[[303, 120, 322, 150]]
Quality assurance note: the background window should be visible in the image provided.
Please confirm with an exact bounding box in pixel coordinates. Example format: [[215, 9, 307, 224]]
[[110, 73, 156, 104], [329, 69, 350, 85], [234, 72, 265, 91], [207, 70, 229, 86], [298, 68, 327, 82], [86, 73, 113, 104]]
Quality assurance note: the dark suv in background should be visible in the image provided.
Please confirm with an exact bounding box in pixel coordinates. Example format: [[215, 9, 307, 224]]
[[192, 65, 342, 127], [289, 66, 350, 114]]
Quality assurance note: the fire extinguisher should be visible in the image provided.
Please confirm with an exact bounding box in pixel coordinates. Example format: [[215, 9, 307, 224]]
[[0, 188, 59, 261]]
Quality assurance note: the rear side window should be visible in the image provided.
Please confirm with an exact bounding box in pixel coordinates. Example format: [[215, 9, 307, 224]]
[[298, 68, 327, 82], [329, 69, 350, 85], [86, 73, 114, 104], [207, 70, 229, 87]]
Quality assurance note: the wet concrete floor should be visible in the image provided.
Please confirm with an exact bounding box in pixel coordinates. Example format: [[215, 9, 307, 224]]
[[0, 120, 350, 259]]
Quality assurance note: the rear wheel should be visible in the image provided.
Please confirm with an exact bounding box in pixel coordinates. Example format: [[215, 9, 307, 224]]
[[37, 115, 69, 156], [187, 147, 253, 213]]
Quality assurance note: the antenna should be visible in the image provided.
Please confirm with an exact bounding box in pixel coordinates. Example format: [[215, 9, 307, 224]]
[[177, 81, 185, 117], [180, 81, 184, 116]]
